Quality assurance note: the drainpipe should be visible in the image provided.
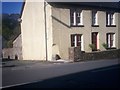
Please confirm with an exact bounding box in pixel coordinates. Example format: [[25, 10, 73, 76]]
[[44, 1, 48, 61]]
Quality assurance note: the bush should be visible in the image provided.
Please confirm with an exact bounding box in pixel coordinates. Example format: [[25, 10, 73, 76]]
[[89, 44, 96, 51], [102, 43, 108, 49]]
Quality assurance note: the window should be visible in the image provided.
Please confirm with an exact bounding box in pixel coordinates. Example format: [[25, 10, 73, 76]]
[[107, 33, 115, 48], [70, 9, 83, 26], [92, 11, 99, 26], [106, 12, 116, 26], [71, 34, 82, 48]]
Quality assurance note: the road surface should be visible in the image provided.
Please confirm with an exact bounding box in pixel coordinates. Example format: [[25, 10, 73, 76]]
[[8, 64, 120, 88], [2, 59, 120, 88]]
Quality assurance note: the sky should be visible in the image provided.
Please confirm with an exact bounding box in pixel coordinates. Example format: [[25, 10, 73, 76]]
[[2, 2, 23, 14], [1, 0, 120, 14]]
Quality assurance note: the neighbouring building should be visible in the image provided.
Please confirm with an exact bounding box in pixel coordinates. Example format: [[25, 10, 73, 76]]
[[3, 1, 120, 61], [2, 34, 22, 60]]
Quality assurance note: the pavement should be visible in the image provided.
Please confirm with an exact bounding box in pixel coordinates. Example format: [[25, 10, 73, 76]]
[[1, 59, 73, 68], [2, 58, 120, 88]]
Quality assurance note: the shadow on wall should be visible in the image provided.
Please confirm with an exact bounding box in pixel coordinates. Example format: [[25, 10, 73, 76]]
[[52, 15, 71, 28]]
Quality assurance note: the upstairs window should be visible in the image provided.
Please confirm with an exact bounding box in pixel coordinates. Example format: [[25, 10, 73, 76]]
[[70, 9, 83, 27], [106, 12, 116, 26], [92, 11, 99, 26]]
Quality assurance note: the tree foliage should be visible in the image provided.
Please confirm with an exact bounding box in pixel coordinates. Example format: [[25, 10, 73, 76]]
[[2, 14, 21, 48]]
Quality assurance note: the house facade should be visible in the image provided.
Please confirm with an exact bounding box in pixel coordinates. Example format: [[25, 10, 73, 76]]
[[2, 34, 22, 60], [20, 1, 120, 61]]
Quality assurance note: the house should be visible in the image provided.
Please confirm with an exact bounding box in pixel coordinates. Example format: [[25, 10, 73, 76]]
[[20, 1, 120, 61], [2, 34, 22, 60]]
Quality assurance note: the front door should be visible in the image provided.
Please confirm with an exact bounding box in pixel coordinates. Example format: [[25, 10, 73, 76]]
[[92, 32, 98, 51]]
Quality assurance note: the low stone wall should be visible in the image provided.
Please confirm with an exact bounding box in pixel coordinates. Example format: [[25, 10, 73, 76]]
[[69, 47, 120, 62], [81, 49, 120, 61], [69, 47, 82, 61], [2, 47, 22, 60]]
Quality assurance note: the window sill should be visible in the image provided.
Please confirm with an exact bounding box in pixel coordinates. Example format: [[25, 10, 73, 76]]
[[71, 25, 84, 27], [106, 47, 116, 50], [91, 25, 99, 27], [106, 25, 116, 27]]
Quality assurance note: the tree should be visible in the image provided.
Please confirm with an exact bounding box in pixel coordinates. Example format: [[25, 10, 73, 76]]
[[2, 13, 20, 48]]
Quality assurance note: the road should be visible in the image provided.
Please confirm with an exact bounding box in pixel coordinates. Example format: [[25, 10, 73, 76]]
[[2, 59, 120, 88], [8, 64, 120, 88]]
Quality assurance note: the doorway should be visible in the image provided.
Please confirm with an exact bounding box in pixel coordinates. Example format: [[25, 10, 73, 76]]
[[92, 32, 98, 51]]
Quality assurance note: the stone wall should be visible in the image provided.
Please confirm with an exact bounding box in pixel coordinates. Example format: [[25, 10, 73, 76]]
[[69, 47, 120, 62], [2, 47, 22, 60], [69, 47, 82, 61], [82, 49, 120, 61]]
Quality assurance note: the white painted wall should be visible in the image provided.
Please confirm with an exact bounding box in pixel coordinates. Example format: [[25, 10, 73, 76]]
[[21, 1, 46, 60]]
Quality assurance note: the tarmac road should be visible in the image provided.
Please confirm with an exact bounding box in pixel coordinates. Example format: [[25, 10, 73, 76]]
[[8, 64, 120, 88], [2, 58, 120, 88]]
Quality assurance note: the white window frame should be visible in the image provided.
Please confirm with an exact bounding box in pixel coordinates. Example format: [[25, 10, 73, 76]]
[[111, 13, 115, 25], [71, 9, 83, 26], [107, 33, 115, 48], [74, 35, 77, 47], [81, 35, 84, 51], [73, 11, 76, 25], [106, 12, 115, 26], [92, 11, 98, 25], [77, 11, 83, 26], [71, 34, 84, 50]]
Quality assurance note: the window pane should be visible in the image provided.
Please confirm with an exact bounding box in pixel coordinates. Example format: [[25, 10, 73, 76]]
[[110, 13, 114, 25], [70, 10, 76, 26], [92, 11, 97, 25], [76, 12, 81, 24], [70, 9, 83, 26], [107, 33, 115, 48], [71, 35, 75, 47], [106, 13, 110, 25], [106, 12, 115, 25], [77, 34, 81, 46], [71, 13, 74, 24]]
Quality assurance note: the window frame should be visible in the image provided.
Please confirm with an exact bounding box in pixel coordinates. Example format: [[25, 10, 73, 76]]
[[106, 12, 116, 27], [71, 34, 82, 48], [70, 9, 84, 27], [106, 33, 116, 48], [91, 11, 99, 27]]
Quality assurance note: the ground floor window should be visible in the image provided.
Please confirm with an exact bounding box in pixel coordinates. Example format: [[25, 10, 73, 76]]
[[106, 33, 115, 48], [71, 34, 83, 49]]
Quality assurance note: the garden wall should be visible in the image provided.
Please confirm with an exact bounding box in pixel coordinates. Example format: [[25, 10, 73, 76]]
[[69, 47, 120, 62]]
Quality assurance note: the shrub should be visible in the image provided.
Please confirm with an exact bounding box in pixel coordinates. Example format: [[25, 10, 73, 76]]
[[102, 43, 108, 49], [89, 44, 95, 51]]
